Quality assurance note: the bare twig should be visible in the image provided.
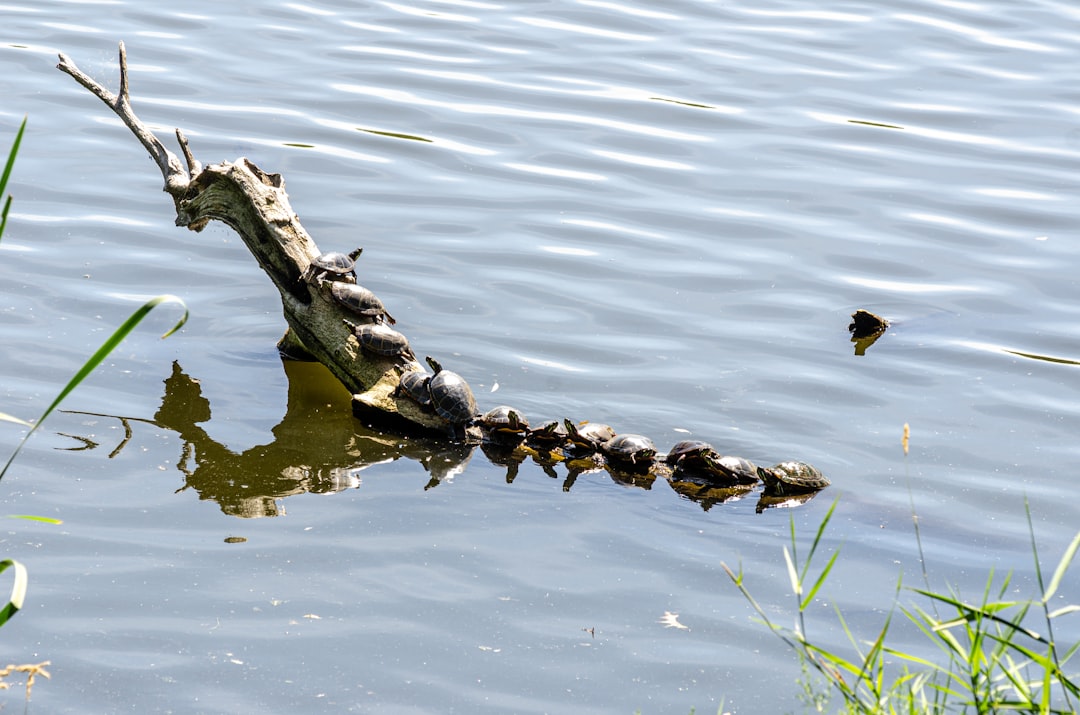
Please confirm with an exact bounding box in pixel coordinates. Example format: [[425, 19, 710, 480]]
[[56, 42, 188, 195], [176, 128, 202, 178]]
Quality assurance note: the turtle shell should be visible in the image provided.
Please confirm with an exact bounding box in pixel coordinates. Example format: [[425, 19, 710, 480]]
[[354, 322, 414, 359], [397, 369, 432, 408], [425, 356, 478, 426], [563, 419, 616, 452], [760, 461, 830, 495], [478, 406, 529, 438], [603, 433, 657, 464], [330, 283, 395, 324]]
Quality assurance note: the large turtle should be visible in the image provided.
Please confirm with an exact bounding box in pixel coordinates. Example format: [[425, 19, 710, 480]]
[[477, 406, 530, 443], [304, 247, 362, 284], [330, 282, 395, 324], [425, 356, 478, 434], [759, 461, 830, 496]]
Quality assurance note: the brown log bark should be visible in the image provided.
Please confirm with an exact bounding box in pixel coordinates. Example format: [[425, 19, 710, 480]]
[[57, 42, 450, 436]]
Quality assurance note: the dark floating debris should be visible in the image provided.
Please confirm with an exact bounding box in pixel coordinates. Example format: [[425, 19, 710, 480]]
[[849, 309, 888, 355], [849, 309, 888, 338]]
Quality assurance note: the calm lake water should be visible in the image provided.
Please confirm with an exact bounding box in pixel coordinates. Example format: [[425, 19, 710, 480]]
[[3, 0, 1080, 712]]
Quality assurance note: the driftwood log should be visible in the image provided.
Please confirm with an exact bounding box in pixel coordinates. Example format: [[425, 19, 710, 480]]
[[57, 42, 457, 437], [54, 43, 831, 512]]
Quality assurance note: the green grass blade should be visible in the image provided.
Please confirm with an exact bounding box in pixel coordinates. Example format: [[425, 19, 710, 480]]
[[914, 588, 1042, 642], [5, 514, 62, 525], [800, 497, 838, 583], [0, 195, 11, 240], [801, 550, 840, 609], [1048, 604, 1080, 619], [0, 116, 27, 205], [1044, 530, 1080, 603], [0, 295, 188, 483], [783, 545, 802, 598], [0, 558, 27, 626]]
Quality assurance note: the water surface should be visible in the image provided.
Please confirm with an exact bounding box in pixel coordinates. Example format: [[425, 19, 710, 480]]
[[2, 0, 1080, 712]]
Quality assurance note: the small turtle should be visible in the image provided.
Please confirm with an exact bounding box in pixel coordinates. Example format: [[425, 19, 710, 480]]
[[477, 406, 530, 442], [330, 282, 396, 324], [426, 356, 479, 431], [304, 247, 362, 284], [705, 454, 761, 485], [759, 461, 830, 496], [603, 433, 657, 465], [665, 440, 718, 470], [349, 321, 415, 360], [563, 419, 616, 453], [396, 368, 433, 409], [526, 420, 570, 450]]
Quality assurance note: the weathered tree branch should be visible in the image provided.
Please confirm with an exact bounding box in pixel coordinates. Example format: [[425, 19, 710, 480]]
[[57, 42, 190, 196], [57, 42, 454, 437]]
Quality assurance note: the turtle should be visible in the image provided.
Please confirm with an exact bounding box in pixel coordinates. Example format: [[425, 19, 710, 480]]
[[425, 356, 479, 431], [603, 433, 657, 465], [706, 455, 761, 485], [477, 406, 530, 442], [349, 321, 415, 360], [303, 247, 362, 284], [665, 440, 718, 470], [759, 461, 830, 496], [563, 419, 616, 454], [330, 282, 395, 324], [396, 368, 433, 409], [526, 420, 570, 450]]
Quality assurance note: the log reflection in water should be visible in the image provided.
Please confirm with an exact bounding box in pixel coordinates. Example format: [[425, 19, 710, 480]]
[[61, 357, 820, 516]]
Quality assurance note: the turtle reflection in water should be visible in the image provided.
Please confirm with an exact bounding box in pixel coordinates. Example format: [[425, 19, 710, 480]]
[[668, 476, 755, 511], [481, 440, 529, 483]]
